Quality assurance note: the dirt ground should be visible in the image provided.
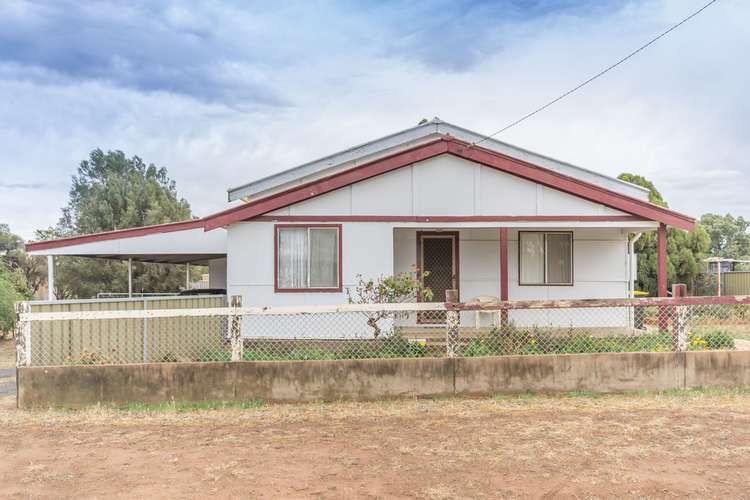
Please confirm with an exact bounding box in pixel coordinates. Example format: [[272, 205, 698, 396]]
[[2, 339, 750, 499]]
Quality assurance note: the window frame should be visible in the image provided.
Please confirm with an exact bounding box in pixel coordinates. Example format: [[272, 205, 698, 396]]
[[517, 231, 574, 286], [274, 224, 343, 293]]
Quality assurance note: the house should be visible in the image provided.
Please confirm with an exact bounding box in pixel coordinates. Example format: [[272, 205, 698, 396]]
[[704, 257, 750, 275], [27, 119, 694, 326]]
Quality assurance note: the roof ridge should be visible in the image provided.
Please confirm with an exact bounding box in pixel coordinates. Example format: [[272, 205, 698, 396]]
[[227, 119, 649, 202]]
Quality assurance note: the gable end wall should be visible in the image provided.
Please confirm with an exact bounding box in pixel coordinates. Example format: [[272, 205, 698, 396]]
[[266, 155, 628, 217]]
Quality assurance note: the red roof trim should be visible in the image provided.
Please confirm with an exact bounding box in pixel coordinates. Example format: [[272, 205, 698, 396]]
[[25, 219, 205, 252], [29, 134, 695, 253], [202, 139, 450, 230], [202, 136, 694, 231], [253, 215, 649, 223], [448, 140, 695, 230]]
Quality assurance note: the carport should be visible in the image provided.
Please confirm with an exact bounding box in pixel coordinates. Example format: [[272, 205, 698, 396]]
[[25, 220, 227, 299]]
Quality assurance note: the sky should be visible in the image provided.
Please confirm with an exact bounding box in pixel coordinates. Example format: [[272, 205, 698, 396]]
[[0, 0, 747, 240]]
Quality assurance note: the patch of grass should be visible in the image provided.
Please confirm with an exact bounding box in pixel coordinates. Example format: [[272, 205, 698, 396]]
[[490, 387, 750, 402], [122, 399, 265, 412], [493, 390, 537, 401], [658, 387, 750, 398], [563, 390, 602, 399], [463, 323, 737, 357], [518, 390, 537, 399], [197, 335, 427, 363]]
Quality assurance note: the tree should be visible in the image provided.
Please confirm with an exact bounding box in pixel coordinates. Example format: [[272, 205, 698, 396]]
[[617, 173, 667, 207], [346, 269, 433, 338], [699, 213, 750, 261], [0, 261, 31, 338], [36, 149, 200, 298], [0, 224, 46, 296], [617, 173, 710, 295]]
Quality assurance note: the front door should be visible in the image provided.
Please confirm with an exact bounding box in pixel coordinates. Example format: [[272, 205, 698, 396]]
[[417, 232, 459, 324]]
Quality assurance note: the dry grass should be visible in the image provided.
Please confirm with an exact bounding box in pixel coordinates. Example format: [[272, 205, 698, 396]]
[[1, 390, 750, 498], [2, 336, 750, 497]]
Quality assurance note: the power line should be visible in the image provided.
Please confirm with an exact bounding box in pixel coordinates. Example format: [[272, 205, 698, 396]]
[[472, 0, 719, 146]]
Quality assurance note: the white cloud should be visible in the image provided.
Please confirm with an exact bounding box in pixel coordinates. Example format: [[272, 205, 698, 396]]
[[0, 0, 747, 239]]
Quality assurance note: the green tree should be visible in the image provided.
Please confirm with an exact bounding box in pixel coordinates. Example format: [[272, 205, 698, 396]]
[[0, 261, 32, 337], [617, 173, 667, 207], [699, 213, 750, 261], [0, 224, 46, 296], [617, 173, 710, 295], [36, 150, 199, 298]]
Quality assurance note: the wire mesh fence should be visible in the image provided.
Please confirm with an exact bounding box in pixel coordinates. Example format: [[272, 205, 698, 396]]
[[15, 297, 750, 367]]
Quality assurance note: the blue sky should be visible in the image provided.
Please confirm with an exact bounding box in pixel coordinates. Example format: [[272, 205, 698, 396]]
[[0, 0, 747, 239]]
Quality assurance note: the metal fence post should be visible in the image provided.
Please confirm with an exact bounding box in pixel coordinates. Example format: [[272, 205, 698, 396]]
[[14, 301, 31, 367], [142, 298, 148, 363], [672, 284, 689, 352], [230, 295, 244, 361], [445, 289, 459, 358]]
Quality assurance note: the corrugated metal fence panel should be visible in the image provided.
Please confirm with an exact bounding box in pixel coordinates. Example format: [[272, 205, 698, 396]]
[[145, 296, 227, 362], [29, 296, 227, 365], [722, 272, 750, 296]]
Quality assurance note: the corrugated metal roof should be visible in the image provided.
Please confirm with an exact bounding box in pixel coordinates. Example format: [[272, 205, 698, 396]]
[[227, 118, 650, 202]]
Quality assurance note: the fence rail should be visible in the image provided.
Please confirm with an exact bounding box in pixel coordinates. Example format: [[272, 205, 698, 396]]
[[15, 296, 750, 368]]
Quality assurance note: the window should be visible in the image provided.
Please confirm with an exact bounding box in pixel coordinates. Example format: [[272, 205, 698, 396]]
[[519, 231, 572, 285], [275, 225, 341, 291]]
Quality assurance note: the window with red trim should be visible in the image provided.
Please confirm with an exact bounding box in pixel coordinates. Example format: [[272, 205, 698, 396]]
[[275, 225, 341, 292], [518, 231, 573, 285]]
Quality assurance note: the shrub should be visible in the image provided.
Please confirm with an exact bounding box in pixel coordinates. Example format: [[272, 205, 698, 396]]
[[689, 330, 735, 351], [346, 269, 433, 338], [358, 335, 427, 359], [704, 331, 735, 349], [243, 347, 338, 361], [197, 335, 427, 362], [462, 325, 677, 356], [65, 349, 112, 365], [0, 262, 31, 337]]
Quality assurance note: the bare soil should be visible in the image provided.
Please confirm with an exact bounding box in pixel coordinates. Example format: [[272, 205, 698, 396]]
[[1, 388, 750, 499]]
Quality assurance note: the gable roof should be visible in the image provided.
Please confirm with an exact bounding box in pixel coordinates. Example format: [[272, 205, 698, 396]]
[[228, 118, 650, 203], [204, 135, 694, 231], [28, 122, 694, 253]]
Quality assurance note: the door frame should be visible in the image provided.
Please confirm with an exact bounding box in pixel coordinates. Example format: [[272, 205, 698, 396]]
[[416, 231, 460, 303]]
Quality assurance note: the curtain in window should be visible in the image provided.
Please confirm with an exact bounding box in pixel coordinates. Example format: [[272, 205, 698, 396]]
[[520, 232, 545, 284], [546, 233, 572, 284], [310, 228, 338, 288], [278, 228, 308, 288]]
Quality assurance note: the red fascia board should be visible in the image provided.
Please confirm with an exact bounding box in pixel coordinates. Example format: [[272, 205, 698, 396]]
[[252, 215, 648, 223], [25, 219, 205, 252], [448, 140, 695, 231], [203, 136, 694, 231], [202, 139, 450, 230]]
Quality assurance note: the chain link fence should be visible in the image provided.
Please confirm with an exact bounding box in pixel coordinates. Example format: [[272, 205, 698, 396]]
[[15, 298, 750, 367]]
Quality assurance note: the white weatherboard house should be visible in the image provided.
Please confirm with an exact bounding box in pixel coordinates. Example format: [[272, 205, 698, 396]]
[[28, 119, 694, 328]]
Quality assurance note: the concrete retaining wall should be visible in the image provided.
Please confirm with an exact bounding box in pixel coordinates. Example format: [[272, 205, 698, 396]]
[[16, 351, 750, 408]]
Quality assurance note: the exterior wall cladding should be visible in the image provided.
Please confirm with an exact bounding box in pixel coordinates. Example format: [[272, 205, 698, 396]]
[[227, 155, 637, 329]]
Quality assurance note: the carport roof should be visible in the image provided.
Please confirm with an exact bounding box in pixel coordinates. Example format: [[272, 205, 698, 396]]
[[26, 219, 226, 264]]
